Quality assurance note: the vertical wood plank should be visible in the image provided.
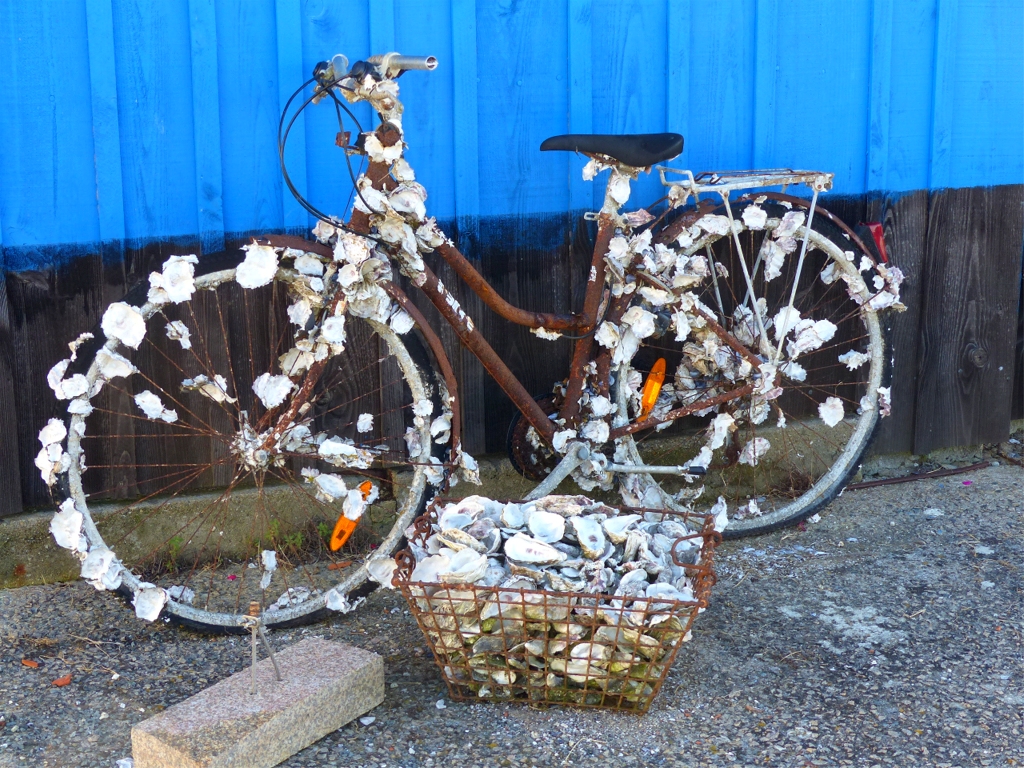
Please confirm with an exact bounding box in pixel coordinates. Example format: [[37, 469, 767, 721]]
[[687, 0, 755, 171], [0, 231, 23, 517], [928, 0, 957, 189], [188, 0, 225, 254], [914, 185, 1024, 453], [368, 0, 396, 54], [85, 0, 126, 249], [866, 190, 928, 455], [1013, 265, 1023, 421], [449, 0, 485, 453], [867, 0, 892, 192], [567, 0, 593, 214], [450, 0, 480, 242], [752, 0, 778, 168], [275, 0, 308, 232], [665, 0, 689, 143]]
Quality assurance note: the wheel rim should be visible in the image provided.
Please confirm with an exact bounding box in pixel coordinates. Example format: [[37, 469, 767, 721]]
[[63, 266, 433, 629], [613, 210, 885, 533]]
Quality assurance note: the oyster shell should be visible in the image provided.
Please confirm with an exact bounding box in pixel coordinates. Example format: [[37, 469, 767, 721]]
[[501, 503, 526, 528], [569, 516, 607, 559], [439, 548, 488, 584], [532, 494, 591, 517], [602, 514, 642, 544], [527, 510, 565, 543], [504, 533, 567, 566], [410, 553, 450, 583]]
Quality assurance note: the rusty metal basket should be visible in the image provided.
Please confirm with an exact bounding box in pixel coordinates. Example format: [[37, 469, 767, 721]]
[[393, 501, 720, 712]]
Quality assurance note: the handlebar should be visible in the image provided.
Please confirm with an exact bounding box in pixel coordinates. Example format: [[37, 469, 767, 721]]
[[315, 52, 437, 90]]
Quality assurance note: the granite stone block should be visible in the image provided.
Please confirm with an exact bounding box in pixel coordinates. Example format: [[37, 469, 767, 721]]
[[132, 637, 383, 768]]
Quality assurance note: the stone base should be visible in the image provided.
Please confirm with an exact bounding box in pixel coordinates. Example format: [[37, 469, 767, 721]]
[[132, 638, 383, 768]]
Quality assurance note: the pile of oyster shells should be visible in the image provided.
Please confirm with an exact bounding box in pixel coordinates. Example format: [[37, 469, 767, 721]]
[[398, 494, 711, 706]]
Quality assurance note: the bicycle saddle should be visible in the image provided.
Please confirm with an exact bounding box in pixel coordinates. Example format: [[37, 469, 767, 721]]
[[540, 133, 683, 167]]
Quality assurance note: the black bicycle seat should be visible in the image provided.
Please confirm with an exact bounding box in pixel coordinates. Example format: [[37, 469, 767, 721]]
[[540, 133, 683, 167]]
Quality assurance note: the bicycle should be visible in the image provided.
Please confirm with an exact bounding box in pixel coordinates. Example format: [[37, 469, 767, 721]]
[[42, 52, 902, 632]]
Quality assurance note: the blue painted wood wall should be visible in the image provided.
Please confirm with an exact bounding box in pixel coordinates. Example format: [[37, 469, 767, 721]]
[[0, 0, 1021, 517], [0, 0, 1021, 266]]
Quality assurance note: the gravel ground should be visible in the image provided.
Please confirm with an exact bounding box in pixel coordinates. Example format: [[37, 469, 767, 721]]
[[1, 462, 1021, 768]]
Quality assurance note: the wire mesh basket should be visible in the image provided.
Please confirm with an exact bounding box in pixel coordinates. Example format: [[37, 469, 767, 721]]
[[393, 500, 720, 712]]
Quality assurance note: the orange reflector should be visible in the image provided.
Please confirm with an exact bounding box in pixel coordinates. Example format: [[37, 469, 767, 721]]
[[639, 358, 667, 421], [329, 516, 356, 551], [329, 481, 376, 551]]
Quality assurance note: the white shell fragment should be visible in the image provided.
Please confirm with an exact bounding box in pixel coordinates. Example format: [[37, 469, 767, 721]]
[[182, 374, 235, 404], [134, 390, 178, 423], [50, 498, 85, 552], [133, 585, 168, 622], [321, 316, 346, 346], [235, 244, 279, 288], [838, 349, 870, 370], [818, 397, 845, 428], [102, 303, 146, 349], [165, 321, 192, 349], [148, 254, 197, 304], [252, 373, 295, 410], [260, 549, 277, 590], [96, 348, 137, 380], [357, 413, 374, 433], [81, 547, 122, 591], [738, 437, 771, 467], [47, 360, 88, 401]]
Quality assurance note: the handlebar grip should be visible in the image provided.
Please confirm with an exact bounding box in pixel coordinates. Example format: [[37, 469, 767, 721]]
[[388, 55, 437, 71], [367, 53, 438, 77]]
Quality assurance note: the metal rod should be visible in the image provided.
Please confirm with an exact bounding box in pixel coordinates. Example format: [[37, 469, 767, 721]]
[[772, 187, 820, 365], [720, 195, 772, 355], [704, 244, 726, 320], [258, 625, 283, 682], [606, 463, 704, 476], [250, 624, 258, 695]]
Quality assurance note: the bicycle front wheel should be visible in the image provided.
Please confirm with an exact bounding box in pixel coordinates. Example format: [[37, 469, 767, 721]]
[[54, 246, 440, 631], [612, 201, 887, 537]]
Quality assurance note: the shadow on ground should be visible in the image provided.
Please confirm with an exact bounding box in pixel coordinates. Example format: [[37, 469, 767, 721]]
[[0, 464, 1021, 767]]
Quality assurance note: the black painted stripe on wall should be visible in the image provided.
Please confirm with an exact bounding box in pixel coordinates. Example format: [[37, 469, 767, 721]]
[[1, 185, 1021, 516]]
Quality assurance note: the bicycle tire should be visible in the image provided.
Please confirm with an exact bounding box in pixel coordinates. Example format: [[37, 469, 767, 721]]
[[610, 201, 887, 537], [50, 245, 443, 632]]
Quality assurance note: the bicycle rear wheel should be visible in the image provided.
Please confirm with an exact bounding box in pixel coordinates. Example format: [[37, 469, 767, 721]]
[[51, 246, 441, 631], [612, 200, 887, 537]]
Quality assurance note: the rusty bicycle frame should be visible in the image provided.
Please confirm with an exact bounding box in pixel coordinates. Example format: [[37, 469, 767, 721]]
[[258, 69, 880, 474]]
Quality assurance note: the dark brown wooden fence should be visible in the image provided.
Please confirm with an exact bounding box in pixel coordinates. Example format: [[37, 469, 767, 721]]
[[1, 185, 1021, 518]]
